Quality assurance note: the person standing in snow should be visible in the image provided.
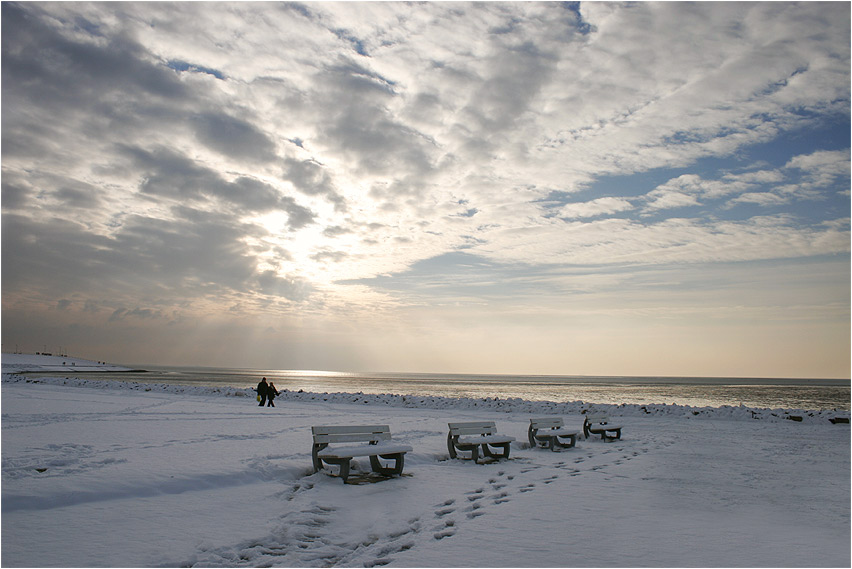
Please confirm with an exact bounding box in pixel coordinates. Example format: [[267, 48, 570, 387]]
[[256, 377, 269, 407], [266, 381, 280, 407]]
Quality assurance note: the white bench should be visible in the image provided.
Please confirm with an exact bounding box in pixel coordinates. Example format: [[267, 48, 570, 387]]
[[447, 421, 515, 463], [311, 425, 412, 483], [528, 417, 579, 450], [582, 414, 623, 442]]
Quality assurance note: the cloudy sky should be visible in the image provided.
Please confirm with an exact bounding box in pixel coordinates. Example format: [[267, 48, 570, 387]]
[[2, 2, 849, 378]]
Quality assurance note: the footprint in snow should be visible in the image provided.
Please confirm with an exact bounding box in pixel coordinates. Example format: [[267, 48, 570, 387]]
[[493, 491, 511, 505], [466, 490, 485, 502], [367, 540, 416, 567], [433, 519, 457, 540]]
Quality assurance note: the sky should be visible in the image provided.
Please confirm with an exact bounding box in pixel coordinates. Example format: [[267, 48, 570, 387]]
[[1, 1, 849, 378]]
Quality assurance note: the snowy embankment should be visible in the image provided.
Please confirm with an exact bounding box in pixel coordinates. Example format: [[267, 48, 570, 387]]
[[2, 368, 850, 568], [2, 352, 133, 373]]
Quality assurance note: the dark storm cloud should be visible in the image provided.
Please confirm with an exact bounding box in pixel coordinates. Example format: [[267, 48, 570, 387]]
[[2, 214, 114, 296], [190, 113, 277, 163], [283, 157, 346, 211], [1, 207, 307, 304], [119, 144, 316, 225], [254, 270, 312, 302], [312, 60, 437, 177], [464, 41, 556, 133], [108, 208, 259, 291], [0, 173, 32, 211], [53, 183, 105, 210], [1, 3, 186, 112]]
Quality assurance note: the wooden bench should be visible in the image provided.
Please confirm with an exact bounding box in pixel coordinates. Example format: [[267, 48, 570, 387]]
[[447, 421, 515, 463], [311, 425, 412, 483], [528, 417, 579, 450], [582, 414, 623, 442]]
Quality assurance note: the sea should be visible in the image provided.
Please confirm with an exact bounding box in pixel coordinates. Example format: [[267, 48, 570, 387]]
[[25, 365, 851, 411]]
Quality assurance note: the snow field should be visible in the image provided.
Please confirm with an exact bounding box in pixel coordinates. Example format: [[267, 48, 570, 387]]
[[1, 379, 849, 568]]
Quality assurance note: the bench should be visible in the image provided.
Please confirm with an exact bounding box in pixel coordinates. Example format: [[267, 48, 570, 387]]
[[447, 421, 515, 463], [528, 417, 579, 450], [582, 414, 623, 442], [311, 425, 412, 483]]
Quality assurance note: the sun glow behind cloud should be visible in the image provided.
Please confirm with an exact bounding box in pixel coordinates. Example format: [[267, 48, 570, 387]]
[[2, 2, 849, 377]]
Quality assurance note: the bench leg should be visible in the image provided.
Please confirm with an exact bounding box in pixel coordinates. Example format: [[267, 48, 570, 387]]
[[528, 426, 537, 447], [312, 443, 328, 473], [555, 434, 577, 449], [317, 456, 352, 482], [481, 442, 510, 460], [337, 459, 351, 482], [532, 435, 555, 450], [449, 435, 481, 462], [369, 453, 405, 477], [604, 429, 621, 441], [450, 444, 480, 462]]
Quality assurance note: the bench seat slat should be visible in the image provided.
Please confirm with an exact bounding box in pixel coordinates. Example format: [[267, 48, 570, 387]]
[[317, 443, 413, 459], [588, 424, 623, 431], [530, 418, 564, 429], [534, 428, 578, 439], [313, 433, 391, 444], [448, 421, 496, 429], [457, 434, 515, 445], [451, 427, 496, 436], [448, 421, 497, 436], [312, 425, 390, 435]]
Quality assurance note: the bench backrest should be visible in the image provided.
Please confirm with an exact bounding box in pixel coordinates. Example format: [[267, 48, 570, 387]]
[[584, 414, 609, 425], [448, 421, 497, 436], [312, 425, 392, 444], [530, 417, 564, 430]]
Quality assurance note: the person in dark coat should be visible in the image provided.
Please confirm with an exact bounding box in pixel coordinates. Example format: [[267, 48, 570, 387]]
[[266, 382, 280, 407], [256, 377, 269, 406]]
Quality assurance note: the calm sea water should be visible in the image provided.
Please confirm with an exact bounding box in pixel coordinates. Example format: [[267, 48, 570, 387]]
[[27, 365, 851, 411]]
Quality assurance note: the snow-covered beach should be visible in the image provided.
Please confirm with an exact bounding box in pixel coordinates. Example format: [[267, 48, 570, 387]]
[[2, 357, 850, 567]]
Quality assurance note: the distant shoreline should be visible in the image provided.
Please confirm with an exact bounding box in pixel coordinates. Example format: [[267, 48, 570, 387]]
[[1, 353, 137, 373]]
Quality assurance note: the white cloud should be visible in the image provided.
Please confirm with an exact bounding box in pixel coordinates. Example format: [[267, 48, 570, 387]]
[[785, 149, 851, 190], [728, 192, 790, 207], [643, 189, 701, 212], [468, 215, 848, 267], [557, 197, 634, 219]]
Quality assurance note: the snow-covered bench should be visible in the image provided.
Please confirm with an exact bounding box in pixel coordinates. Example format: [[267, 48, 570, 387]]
[[528, 417, 579, 450], [311, 425, 412, 483], [447, 421, 515, 463], [582, 414, 623, 442]]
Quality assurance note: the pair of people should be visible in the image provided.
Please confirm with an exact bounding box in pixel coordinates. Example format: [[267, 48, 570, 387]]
[[256, 377, 280, 407]]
